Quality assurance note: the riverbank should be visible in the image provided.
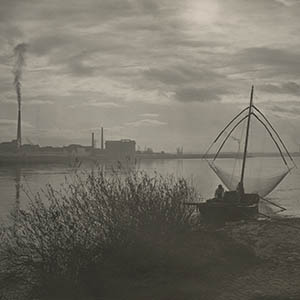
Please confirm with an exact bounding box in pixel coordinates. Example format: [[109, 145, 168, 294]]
[[1, 217, 300, 300], [1, 167, 299, 300], [57, 218, 300, 300], [218, 218, 300, 300], [94, 218, 300, 300], [96, 218, 300, 300]]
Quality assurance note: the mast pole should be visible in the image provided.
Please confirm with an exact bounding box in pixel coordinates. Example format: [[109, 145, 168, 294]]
[[240, 85, 254, 186]]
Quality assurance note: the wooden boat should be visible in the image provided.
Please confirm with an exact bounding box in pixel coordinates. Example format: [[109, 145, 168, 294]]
[[197, 192, 259, 223], [197, 86, 295, 223]]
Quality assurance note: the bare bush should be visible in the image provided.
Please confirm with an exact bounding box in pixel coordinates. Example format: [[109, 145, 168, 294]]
[[0, 170, 198, 299]]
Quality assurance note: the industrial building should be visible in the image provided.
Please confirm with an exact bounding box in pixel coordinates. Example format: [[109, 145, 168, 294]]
[[105, 139, 136, 161], [0, 114, 138, 163]]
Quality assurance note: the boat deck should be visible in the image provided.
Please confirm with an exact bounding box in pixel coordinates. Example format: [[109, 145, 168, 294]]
[[185, 191, 259, 223]]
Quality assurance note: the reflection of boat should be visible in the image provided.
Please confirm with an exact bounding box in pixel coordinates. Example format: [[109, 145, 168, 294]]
[[199, 86, 295, 223]]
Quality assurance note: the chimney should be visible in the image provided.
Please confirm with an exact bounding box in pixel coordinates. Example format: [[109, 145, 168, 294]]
[[91, 132, 95, 149], [16, 102, 21, 149], [101, 127, 104, 150]]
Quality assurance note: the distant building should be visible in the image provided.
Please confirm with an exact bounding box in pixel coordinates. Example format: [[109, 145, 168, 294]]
[[63, 144, 92, 156], [105, 139, 136, 161], [0, 140, 18, 153], [0, 140, 41, 153], [21, 144, 40, 152], [40, 146, 65, 153]]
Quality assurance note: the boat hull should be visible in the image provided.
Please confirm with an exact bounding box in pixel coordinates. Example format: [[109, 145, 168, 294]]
[[198, 191, 259, 223]]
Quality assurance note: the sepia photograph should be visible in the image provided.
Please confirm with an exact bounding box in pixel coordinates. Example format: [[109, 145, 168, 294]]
[[0, 0, 300, 299]]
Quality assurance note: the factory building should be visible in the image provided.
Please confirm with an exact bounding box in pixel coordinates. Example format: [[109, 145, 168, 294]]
[[105, 139, 136, 161], [0, 140, 18, 153]]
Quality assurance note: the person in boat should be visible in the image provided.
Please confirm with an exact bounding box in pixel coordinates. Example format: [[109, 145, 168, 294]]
[[215, 184, 224, 200], [236, 181, 245, 201]]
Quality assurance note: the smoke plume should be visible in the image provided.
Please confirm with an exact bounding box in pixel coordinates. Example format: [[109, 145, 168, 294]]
[[13, 43, 27, 148], [13, 43, 27, 106]]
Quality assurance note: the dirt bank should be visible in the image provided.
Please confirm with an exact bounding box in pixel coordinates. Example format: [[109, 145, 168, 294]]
[[217, 218, 300, 300], [86, 218, 300, 300], [2, 217, 299, 300]]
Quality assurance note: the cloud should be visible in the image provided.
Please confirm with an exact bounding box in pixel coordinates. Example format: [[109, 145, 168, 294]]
[[262, 101, 300, 119], [143, 64, 232, 103], [1, 95, 54, 105], [238, 47, 300, 66], [30, 34, 73, 57], [274, 0, 297, 6], [144, 64, 225, 86], [64, 51, 98, 77], [175, 87, 228, 102], [1, 0, 300, 150], [0, 118, 32, 128], [125, 119, 167, 127], [234, 47, 300, 78], [81, 101, 123, 108], [140, 113, 159, 118], [258, 82, 300, 96], [25, 100, 54, 105]]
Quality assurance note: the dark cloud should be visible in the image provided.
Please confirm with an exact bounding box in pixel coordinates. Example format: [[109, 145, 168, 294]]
[[238, 47, 300, 66], [268, 104, 300, 117], [27, 0, 173, 26], [135, 0, 160, 15], [144, 65, 225, 86], [30, 35, 74, 56], [234, 47, 300, 77], [0, 0, 22, 23], [164, 38, 225, 49], [66, 59, 96, 77], [259, 82, 300, 96], [175, 87, 227, 102]]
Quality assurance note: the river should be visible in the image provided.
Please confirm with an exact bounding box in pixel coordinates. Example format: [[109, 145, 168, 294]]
[[0, 157, 299, 221]]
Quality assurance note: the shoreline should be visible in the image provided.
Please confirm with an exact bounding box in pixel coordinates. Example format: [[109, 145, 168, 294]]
[[217, 217, 300, 299], [0, 152, 299, 166]]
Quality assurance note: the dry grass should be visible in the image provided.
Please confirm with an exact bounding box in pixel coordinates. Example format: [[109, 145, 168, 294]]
[[0, 169, 199, 299]]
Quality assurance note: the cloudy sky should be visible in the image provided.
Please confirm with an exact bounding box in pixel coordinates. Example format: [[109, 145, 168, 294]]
[[1, 0, 300, 152]]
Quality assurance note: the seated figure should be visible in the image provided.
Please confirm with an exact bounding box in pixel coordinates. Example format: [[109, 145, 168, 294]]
[[215, 184, 224, 201]]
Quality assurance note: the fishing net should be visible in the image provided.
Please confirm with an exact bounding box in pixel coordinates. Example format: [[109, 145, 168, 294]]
[[209, 162, 290, 197], [203, 90, 295, 200]]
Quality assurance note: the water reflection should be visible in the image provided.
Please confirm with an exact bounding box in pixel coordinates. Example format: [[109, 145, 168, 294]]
[[15, 167, 21, 203], [0, 158, 299, 219]]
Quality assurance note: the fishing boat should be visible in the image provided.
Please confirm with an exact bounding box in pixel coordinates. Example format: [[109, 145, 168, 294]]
[[198, 86, 296, 223]]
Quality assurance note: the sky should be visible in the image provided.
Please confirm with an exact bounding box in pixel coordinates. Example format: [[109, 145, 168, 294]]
[[1, 0, 300, 153]]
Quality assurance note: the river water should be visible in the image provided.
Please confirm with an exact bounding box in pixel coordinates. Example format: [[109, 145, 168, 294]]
[[0, 158, 299, 221]]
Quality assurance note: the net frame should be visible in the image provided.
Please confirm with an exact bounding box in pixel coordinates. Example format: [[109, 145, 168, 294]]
[[203, 91, 295, 197]]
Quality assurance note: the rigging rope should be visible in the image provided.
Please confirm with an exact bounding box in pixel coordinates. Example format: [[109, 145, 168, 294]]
[[260, 196, 286, 212], [253, 105, 297, 168], [213, 115, 249, 161], [202, 107, 249, 159], [251, 113, 289, 168], [230, 118, 246, 186]]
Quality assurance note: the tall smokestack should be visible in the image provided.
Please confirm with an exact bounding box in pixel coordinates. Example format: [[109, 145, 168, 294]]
[[101, 127, 104, 150], [91, 132, 95, 149], [13, 43, 27, 149], [17, 102, 21, 148]]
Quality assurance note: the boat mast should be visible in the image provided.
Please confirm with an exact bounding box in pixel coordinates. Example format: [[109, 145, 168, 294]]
[[240, 85, 254, 186]]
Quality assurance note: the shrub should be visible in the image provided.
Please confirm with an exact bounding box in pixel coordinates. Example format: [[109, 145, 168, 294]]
[[0, 169, 198, 299]]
